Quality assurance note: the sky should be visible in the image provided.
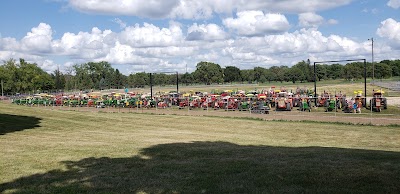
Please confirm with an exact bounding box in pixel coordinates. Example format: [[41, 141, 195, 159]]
[[0, 0, 400, 75]]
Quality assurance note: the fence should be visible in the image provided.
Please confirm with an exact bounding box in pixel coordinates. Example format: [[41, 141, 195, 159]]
[[6, 95, 400, 126]]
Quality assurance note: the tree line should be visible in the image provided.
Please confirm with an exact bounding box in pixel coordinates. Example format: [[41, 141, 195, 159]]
[[1, 59, 399, 94]]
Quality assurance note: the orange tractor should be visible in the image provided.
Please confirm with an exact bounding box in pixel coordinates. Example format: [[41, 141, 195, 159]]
[[275, 92, 293, 111]]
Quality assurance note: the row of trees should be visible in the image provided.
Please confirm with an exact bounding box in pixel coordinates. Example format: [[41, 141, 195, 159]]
[[186, 60, 399, 85], [1, 59, 400, 94]]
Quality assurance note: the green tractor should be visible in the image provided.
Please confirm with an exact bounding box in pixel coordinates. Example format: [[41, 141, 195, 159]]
[[299, 98, 311, 112], [324, 99, 336, 112], [69, 99, 79, 107], [238, 100, 250, 111]]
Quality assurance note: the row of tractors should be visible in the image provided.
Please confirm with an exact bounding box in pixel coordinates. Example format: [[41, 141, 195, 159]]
[[12, 88, 388, 113]]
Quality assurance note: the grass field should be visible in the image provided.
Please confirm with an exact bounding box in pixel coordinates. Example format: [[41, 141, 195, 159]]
[[1, 102, 400, 193]]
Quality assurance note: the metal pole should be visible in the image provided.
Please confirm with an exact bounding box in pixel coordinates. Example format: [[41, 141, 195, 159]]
[[176, 72, 179, 94], [150, 73, 153, 99], [372, 38, 374, 81], [314, 62, 317, 106], [364, 59, 367, 108]]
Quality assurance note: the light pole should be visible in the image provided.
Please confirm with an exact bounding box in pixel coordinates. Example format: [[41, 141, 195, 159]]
[[368, 37, 374, 82]]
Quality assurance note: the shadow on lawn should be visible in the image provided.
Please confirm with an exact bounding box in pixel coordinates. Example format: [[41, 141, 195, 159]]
[[0, 114, 41, 135], [1, 141, 399, 193]]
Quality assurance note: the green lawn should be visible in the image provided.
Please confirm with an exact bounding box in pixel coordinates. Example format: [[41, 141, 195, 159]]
[[0, 102, 399, 193]]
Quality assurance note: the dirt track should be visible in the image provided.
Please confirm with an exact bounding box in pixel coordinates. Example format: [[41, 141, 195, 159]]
[[30, 104, 400, 126]]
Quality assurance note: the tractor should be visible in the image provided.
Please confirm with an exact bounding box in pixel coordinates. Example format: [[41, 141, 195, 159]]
[[353, 90, 365, 107], [299, 97, 311, 112], [334, 92, 346, 110], [238, 100, 250, 111], [342, 100, 354, 113], [275, 92, 292, 111], [324, 99, 336, 112], [370, 90, 387, 112], [226, 98, 238, 111], [251, 100, 270, 114], [316, 91, 330, 107], [178, 98, 189, 109]]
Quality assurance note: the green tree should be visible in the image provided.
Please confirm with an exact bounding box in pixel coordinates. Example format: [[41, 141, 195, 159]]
[[128, 72, 149, 88], [315, 64, 327, 81], [326, 64, 343, 80], [223, 66, 241, 83], [180, 73, 194, 85], [253, 67, 267, 83], [240, 69, 255, 83], [193, 62, 223, 85], [284, 67, 304, 83], [270, 66, 287, 83], [292, 61, 312, 82], [52, 69, 65, 91], [113, 69, 125, 88], [375, 62, 392, 79], [343, 62, 363, 80]]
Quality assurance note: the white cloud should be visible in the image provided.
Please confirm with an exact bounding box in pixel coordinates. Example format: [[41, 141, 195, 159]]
[[21, 23, 53, 53], [38, 59, 59, 73], [1, 20, 399, 74], [66, 0, 354, 19], [0, 37, 19, 51], [53, 27, 115, 59], [298, 12, 338, 28], [186, 23, 228, 41], [298, 13, 324, 28], [387, 0, 400, 9], [68, 0, 181, 18], [377, 18, 400, 48], [223, 11, 290, 36], [377, 18, 400, 40], [112, 18, 127, 29], [119, 22, 184, 47], [327, 19, 339, 25]]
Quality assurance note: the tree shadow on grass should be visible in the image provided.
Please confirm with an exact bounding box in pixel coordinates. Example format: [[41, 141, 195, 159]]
[[1, 141, 399, 193], [0, 114, 41, 135]]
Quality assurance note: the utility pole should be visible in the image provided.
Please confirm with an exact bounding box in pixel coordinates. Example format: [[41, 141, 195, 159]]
[[368, 38, 374, 82]]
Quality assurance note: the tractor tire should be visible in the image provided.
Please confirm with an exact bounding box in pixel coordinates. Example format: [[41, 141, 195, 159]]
[[369, 99, 373, 110], [383, 98, 387, 109], [286, 103, 291, 111]]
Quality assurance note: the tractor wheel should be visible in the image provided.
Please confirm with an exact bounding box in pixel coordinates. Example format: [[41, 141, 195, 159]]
[[308, 108, 311, 112], [286, 103, 291, 111], [383, 98, 387, 109], [369, 99, 373, 110]]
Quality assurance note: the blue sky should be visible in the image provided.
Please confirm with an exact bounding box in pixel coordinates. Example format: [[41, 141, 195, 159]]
[[0, 0, 399, 74]]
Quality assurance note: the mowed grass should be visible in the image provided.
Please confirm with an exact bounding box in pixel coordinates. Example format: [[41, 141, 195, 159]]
[[0, 102, 400, 193]]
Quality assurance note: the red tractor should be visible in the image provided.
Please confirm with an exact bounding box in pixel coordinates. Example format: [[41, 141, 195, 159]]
[[226, 98, 238, 110], [178, 98, 188, 109], [316, 91, 330, 107], [370, 90, 387, 112], [189, 97, 202, 109]]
